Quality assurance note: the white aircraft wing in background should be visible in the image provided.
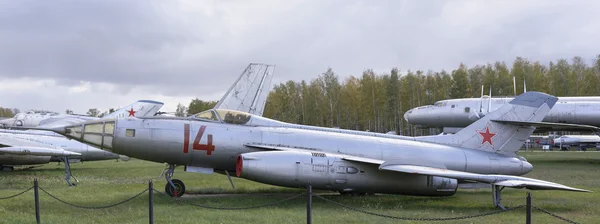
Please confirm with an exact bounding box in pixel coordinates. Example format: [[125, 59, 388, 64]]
[[0, 135, 80, 156]]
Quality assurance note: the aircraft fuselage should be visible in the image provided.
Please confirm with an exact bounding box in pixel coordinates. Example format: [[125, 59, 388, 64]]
[[405, 98, 600, 129], [0, 131, 121, 165], [82, 117, 532, 195]]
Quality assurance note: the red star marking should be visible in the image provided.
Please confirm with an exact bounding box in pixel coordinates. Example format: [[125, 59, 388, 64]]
[[478, 126, 496, 146], [127, 108, 136, 117]]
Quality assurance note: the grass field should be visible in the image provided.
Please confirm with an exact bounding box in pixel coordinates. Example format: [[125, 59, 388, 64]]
[[0, 152, 599, 224]]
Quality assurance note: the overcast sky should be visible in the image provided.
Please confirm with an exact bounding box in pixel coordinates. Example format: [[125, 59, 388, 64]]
[[1, 0, 599, 114]]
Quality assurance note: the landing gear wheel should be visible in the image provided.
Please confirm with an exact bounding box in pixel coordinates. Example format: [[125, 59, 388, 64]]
[[165, 179, 185, 197]]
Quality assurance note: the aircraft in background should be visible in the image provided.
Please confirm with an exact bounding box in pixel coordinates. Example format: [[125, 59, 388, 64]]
[[0, 100, 164, 185], [553, 135, 600, 151], [0, 100, 164, 129], [404, 96, 600, 133], [51, 92, 589, 208]]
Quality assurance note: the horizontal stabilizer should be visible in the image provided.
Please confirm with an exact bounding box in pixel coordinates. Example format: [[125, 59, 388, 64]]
[[0, 146, 81, 156], [380, 164, 589, 192], [491, 120, 600, 132], [495, 180, 587, 192]]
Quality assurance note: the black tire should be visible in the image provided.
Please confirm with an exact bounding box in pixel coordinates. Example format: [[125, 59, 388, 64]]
[[165, 179, 185, 197]]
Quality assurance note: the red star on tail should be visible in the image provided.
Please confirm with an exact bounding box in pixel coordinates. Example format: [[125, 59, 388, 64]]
[[478, 126, 496, 146], [127, 108, 136, 117]]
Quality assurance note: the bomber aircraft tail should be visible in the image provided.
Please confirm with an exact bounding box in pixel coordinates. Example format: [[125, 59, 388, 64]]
[[416, 91, 558, 156]]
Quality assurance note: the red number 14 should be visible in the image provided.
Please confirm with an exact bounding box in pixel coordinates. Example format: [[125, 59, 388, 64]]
[[183, 124, 215, 155]]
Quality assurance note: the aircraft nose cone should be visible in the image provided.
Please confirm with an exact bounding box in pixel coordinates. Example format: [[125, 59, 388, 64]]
[[522, 161, 533, 174], [404, 109, 412, 122]]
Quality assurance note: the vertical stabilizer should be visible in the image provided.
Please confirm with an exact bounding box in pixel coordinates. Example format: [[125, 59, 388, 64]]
[[214, 63, 275, 116], [416, 92, 558, 155], [103, 100, 164, 119]]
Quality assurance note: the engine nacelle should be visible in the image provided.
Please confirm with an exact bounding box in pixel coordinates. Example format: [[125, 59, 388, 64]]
[[237, 151, 457, 196]]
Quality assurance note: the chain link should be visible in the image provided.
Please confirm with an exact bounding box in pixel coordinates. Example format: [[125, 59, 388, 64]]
[[314, 194, 524, 221], [154, 189, 305, 210], [39, 187, 148, 209], [533, 206, 580, 224], [0, 186, 34, 200]]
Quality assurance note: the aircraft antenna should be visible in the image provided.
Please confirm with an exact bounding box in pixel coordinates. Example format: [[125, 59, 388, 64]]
[[479, 85, 484, 113], [488, 86, 492, 114], [480, 85, 484, 97], [513, 76, 516, 96]]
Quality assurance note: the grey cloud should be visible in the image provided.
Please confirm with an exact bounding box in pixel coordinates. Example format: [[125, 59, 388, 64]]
[[0, 0, 599, 101]]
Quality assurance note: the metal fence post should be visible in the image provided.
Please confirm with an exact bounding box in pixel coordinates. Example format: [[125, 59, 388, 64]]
[[526, 192, 532, 224], [149, 180, 154, 224], [306, 183, 312, 224], [34, 179, 40, 224]]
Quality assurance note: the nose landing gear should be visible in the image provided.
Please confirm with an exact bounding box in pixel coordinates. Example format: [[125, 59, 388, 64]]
[[164, 164, 185, 197]]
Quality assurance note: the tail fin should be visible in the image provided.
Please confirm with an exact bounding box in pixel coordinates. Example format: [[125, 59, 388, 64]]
[[214, 63, 275, 116], [103, 100, 164, 119], [417, 92, 558, 156]]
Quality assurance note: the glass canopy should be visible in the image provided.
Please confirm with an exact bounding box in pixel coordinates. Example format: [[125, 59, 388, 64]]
[[193, 109, 252, 125]]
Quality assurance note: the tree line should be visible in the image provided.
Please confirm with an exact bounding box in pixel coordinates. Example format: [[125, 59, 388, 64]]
[[262, 56, 600, 135], [0, 107, 18, 118], [7, 55, 597, 136]]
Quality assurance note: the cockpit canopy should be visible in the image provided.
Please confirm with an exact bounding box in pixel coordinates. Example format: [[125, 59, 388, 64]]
[[433, 101, 447, 107], [193, 109, 252, 125]]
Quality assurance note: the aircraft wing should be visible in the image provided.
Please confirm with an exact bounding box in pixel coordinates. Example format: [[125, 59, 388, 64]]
[[380, 164, 589, 192], [0, 135, 80, 156], [245, 142, 588, 192], [491, 120, 600, 132], [214, 63, 275, 116], [244, 143, 385, 164]]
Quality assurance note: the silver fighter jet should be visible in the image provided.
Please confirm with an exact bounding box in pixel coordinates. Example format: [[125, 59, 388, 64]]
[[404, 96, 600, 133], [0, 100, 164, 129], [0, 100, 164, 185], [553, 135, 600, 151], [51, 92, 589, 208]]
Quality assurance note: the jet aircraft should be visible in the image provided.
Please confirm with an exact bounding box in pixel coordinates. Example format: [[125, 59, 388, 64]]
[[553, 135, 600, 151], [0, 100, 164, 129], [0, 100, 164, 185], [404, 96, 600, 133], [50, 91, 589, 208]]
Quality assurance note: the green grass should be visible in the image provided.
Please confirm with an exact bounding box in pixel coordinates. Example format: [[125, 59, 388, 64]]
[[1, 152, 599, 224]]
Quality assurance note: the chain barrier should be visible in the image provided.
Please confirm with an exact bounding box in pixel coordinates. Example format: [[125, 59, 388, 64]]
[[0, 186, 34, 200], [153, 189, 305, 210], [314, 194, 524, 221], [3, 182, 584, 223], [39, 187, 148, 209], [533, 206, 580, 224]]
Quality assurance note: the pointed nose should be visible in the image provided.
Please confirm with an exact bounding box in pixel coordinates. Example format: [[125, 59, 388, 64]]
[[522, 161, 533, 174], [404, 109, 413, 122]]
